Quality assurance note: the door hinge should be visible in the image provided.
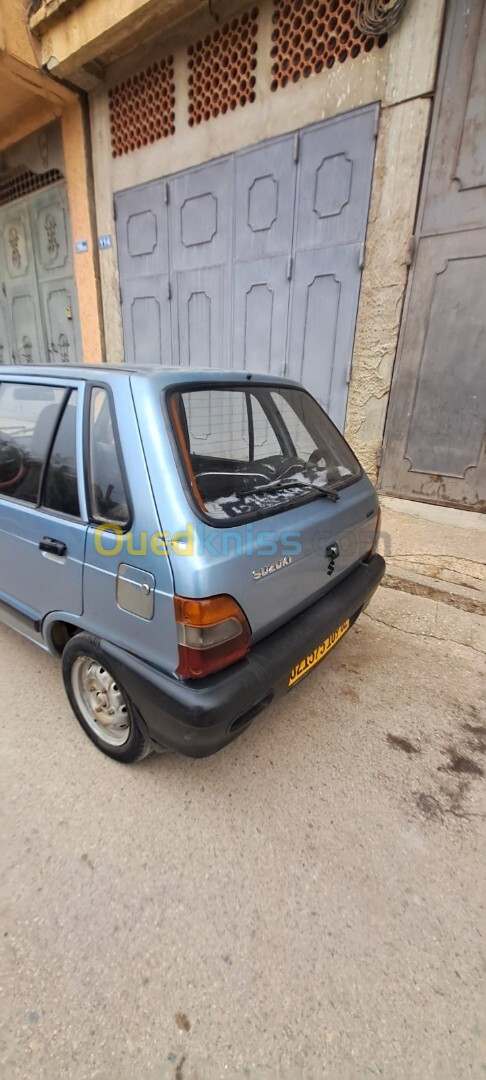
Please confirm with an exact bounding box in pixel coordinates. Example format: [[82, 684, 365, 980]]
[[376, 445, 383, 470], [119, 285, 123, 306], [374, 108, 380, 139], [167, 279, 172, 301], [293, 132, 299, 163], [113, 201, 117, 222], [164, 181, 169, 204], [287, 255, 293, 280], [359, 242, 365, 270]]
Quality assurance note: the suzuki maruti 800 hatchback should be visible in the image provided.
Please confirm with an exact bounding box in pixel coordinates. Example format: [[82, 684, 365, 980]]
[[0, 366, 384, 763]]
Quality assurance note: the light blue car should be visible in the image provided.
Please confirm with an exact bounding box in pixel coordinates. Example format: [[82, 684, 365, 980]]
[[0, 365, 384, 762]]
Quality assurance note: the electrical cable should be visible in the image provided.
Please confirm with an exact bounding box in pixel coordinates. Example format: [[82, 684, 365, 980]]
[[355, 0, 409, 36]]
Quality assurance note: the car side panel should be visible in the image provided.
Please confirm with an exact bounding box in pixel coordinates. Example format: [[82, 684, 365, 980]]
[[80, 377, 179, 673]]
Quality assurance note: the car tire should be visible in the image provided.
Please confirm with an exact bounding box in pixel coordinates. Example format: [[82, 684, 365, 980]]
[[62, 633, 151, 764]]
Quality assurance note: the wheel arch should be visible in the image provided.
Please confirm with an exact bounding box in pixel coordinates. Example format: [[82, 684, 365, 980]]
[[43, 616, 82, 656]]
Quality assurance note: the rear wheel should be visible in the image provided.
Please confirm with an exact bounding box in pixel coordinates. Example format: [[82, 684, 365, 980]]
[[62, 633, 151, 763]]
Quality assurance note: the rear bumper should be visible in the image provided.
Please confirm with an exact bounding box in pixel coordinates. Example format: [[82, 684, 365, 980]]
[[100, 554, 385, 758]]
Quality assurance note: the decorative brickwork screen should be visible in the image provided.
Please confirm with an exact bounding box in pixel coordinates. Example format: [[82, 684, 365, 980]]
[[270, 0, 387, 90], [0, 169, 63, 207], [108, 58, 176, 157], [187, 7, 259, 125]]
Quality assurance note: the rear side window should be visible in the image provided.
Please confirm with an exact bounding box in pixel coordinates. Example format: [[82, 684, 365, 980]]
[[88, 387, 130, 525], [0, 382, 64, 503], [42, 391, 80, 518], [169, 385, 361, 522]]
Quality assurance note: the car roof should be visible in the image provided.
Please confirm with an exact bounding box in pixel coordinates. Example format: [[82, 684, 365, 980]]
[[0, 364, 299, 389]]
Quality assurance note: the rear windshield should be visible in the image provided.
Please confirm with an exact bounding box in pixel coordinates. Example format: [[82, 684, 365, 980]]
[[168, 385, 361, 522]]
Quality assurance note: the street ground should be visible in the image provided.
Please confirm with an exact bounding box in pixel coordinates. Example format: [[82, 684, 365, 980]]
[[1, 587, 485, 1080]]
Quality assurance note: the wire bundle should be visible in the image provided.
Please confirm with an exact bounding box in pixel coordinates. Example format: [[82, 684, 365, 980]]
[[355, 0, 409, 35]]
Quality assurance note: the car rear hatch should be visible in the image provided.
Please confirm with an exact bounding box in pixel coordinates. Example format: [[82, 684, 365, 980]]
[[166, 381, 380, 642]]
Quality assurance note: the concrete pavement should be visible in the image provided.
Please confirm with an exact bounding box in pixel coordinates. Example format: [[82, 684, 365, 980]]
[[378, 497, 486, 615], [1, 587, 485, 1080]]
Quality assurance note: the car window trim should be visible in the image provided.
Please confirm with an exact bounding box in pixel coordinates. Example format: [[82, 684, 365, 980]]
[[37, 388, 71, 509], [83, 381, 133, 531], [245, 390, 254, 463], [39, 388, 84, 521]]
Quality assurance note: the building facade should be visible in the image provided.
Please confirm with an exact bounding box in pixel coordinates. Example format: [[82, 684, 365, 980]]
[[1, 0, 485, 509], [0, 0, 104, 366]]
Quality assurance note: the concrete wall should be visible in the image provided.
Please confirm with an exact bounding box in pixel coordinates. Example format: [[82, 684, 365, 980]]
[[89, 0, 445, 469], [345, 96, 431, 478], [61, 101, 104, 363], [0, 0, 70, 147]]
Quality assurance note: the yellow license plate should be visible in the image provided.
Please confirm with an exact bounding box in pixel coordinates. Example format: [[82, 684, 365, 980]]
[[288, 619, 350, 688]]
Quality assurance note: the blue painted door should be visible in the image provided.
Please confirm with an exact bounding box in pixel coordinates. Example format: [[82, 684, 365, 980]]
[[0, 382, 87, 634]]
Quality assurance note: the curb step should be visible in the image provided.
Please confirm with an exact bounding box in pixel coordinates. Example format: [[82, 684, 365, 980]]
[[381, 567, 486, 617]]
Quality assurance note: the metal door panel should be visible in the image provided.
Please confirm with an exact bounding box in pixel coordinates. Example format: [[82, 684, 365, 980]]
[[0, 202, 42, 364], [235, 135, 296, 260], [0, 382, 87, 622], [422, 0, 486, 235], [169, 158, 232, 271], [121, 276, 172, 366], [233, 256, 290, 375], [0, 183, 83, 365], [169, 159, 232, 367], [295, 106, 377, 251], [29, 185, 73, 280], [30, 187, 83, 364], [0, 501, 87, 622], [114, 108, 376, 427], [174, 266, 227, 368], [115, 180, 169, 279], [287, 245, 361, 428], [380, 229, 486, 508], [380, 0, 486, 508], [10, 287, 45, 364], [39, 278, 81, 365], [0, 203, 35, 283]]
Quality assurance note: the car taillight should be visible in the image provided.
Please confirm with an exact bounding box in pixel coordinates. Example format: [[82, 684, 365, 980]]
[[174, 594, 251, 679], [366, 506, 381, 560]]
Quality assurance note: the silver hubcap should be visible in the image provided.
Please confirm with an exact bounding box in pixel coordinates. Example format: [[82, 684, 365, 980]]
[[71, 656, 130, 747]]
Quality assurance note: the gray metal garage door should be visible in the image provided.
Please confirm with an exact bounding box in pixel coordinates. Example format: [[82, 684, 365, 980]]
[[379, 0, 485, 509], [115, 104, 377, 428]]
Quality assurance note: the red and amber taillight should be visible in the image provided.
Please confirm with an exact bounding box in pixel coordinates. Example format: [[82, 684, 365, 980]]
[[174, 594, 251, 679]]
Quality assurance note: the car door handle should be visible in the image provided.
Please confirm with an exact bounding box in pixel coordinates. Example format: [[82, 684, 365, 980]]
[[39, 537, 67, 557]]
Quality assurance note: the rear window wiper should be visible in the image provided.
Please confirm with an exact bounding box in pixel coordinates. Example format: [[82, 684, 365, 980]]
[[245, 476, 340, 502]]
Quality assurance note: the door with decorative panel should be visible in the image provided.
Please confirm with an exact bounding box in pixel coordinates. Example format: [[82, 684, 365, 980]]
[[115, 179, 172, 366], [114, 104, 378, 430], [0, 182, 82, 366], [30, 185, 82, 366], [0, 201, 44, 365], [380, 0, 486, 508]]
